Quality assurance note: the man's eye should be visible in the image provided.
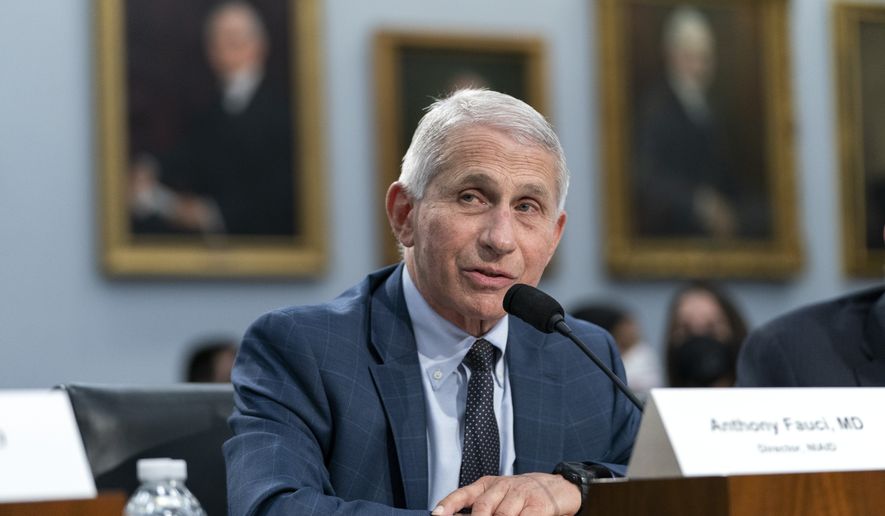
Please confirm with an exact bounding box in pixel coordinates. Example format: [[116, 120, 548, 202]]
[[516, 202, 537, 212], [460, 193, 478, 203]]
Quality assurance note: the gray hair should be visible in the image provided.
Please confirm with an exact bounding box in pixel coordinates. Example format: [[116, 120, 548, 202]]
[[399, 89, 570, 211], [663, 6, 713, 54]]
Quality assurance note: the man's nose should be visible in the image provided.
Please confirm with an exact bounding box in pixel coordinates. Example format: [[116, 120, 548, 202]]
[[479, 206, 517, 255]]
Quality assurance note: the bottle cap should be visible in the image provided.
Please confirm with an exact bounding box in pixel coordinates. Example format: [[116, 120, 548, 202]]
[[136, 458, 188, 482]]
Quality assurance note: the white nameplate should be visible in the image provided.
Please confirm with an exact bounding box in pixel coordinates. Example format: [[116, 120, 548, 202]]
[[0, 390, 96, 502], [628, 388, 885, 478]]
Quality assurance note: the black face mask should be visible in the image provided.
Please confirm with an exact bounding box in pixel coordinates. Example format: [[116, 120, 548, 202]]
[[673, 335, 735, 387]]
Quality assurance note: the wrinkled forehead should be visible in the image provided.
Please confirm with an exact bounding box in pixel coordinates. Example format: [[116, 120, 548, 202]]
[[433, 125, 559, 189]]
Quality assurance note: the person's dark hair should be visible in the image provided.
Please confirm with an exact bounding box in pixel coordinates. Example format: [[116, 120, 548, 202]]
[[664, 281, 747, 387], [185, 338, 238, 383], [571, 304, 628, 334]]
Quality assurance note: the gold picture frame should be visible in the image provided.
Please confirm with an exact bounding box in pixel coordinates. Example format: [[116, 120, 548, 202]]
[[96, 0, 326, 278], [598, 0, 800, 279], [835, 4, 885, 277], [374, 31, 548, 266]]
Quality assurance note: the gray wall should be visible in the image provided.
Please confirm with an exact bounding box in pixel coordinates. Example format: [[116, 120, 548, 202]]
[[0, 0, 877, 388]]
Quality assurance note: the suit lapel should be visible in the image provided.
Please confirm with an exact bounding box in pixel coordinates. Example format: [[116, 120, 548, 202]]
[[367, 264, 428, 510], [854, 359, 885, 386], [507, 319, 564, 474], [856, 292, 885, 386]]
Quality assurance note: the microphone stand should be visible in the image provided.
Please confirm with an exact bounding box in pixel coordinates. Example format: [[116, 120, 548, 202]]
[[553, 318, 644, 413]]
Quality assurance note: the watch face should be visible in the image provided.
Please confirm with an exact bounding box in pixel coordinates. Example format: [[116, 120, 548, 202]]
[[555, 463, 586, 486], [566, 470, 583, 485]]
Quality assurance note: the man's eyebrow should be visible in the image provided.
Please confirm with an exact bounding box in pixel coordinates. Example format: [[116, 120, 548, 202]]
[[518, 182, 552, 200], [452, 172, 554, 201], [453, 172, 496, 188]]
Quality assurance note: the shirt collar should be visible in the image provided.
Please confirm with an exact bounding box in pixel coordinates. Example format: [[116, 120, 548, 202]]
[[222, 67, 263, 114], [402, 265, 508, 390]]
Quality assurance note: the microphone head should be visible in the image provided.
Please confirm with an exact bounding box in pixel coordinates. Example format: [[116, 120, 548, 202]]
[[503, 284, 565, 334]]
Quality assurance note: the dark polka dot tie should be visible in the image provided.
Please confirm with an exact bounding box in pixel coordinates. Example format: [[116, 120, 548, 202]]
[[458, 338, 500, 487]]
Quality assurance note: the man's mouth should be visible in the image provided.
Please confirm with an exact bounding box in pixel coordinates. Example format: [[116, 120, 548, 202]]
[[463, 267, 516, 288]]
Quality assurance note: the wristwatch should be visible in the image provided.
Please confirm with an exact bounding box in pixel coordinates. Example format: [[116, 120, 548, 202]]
[[553, 461, 611, 514]]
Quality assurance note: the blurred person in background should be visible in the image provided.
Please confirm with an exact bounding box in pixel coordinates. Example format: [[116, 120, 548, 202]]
[[130, 1, 294, 236], [664, 281, 747, 387], [184, 337, 238, 383], [634, 6, 738, 238], [737, 227, 885, 387], [573, 304, 663, 399]]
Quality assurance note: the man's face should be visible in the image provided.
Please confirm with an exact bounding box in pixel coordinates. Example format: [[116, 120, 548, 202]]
[[397, 125, 566, 335], [668, 24, 715, 91], [206, 7, 266, 81]]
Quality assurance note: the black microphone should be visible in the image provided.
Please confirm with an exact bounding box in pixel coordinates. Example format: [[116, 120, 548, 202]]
[[503, 284, 644, 412]]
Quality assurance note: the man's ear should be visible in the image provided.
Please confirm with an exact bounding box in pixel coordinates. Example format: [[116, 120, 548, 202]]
[[551, 211, 567, 250], [386, 182, 416, 248], [544, 211, 567, 267]]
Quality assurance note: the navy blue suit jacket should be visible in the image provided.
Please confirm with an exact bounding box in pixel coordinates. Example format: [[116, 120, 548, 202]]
[[225, 264, 640, 515], [737, 286, 885, 387]]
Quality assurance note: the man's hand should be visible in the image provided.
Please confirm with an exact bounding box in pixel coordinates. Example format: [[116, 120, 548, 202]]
[[430, 473, 581, 516], [694, 186, 737, 238]]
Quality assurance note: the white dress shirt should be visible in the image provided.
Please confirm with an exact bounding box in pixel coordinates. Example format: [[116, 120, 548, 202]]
[[401, 266, 516, 509], [221, 67, 263, 114]]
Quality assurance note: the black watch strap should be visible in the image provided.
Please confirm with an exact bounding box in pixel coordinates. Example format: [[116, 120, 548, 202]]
[[553, 461, 592, 514]]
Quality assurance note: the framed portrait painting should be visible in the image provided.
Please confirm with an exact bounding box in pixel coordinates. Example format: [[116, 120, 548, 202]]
[[598, 0, 800, 279], [374, 32, 548, 265], [96, 0, 326, 277], [835, 4, 885, 277]]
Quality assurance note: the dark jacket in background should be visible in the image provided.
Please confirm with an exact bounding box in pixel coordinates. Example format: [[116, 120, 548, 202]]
[[736, 286, 885, 387]]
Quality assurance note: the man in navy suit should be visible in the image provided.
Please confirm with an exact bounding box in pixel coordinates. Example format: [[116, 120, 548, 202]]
[[737, 229, 885, 387], [225, 89, 641, 515]]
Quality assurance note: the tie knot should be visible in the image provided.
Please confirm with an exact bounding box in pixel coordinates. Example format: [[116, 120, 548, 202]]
[[463, 339, 497, 373]]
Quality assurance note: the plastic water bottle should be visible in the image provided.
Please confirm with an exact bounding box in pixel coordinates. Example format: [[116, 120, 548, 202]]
[[124, 458, 206, 516]]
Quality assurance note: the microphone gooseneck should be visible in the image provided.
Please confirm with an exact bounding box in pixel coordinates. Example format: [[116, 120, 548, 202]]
[[503, 284, 644, 412]]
